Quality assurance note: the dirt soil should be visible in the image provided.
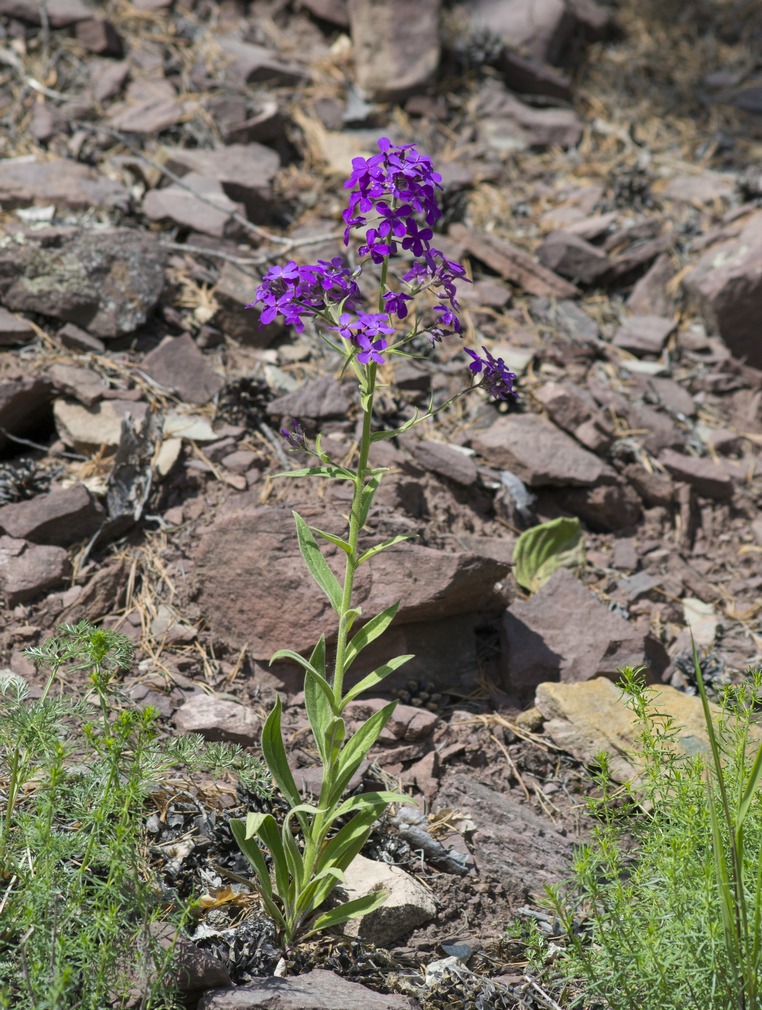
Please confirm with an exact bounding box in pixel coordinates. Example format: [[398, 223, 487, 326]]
[[1, 0, 762, 1007]]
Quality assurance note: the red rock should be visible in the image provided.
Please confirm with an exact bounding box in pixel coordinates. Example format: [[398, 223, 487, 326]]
[[0, 307, 34, 346], [75, 18, 124, 56], [216, 35, 309, 87], [537, 230, 610, 285], [497, 48, 572, 101], [409, 439, 479, 487], [500, 568, 668, 692], [300, 0, 349, 28], [0, 0, 94, 26], [476, 86, 583, 151], [212, 261, 280, 346], [622, 463, 675, 507], [682, 209, 762, 368], [197, 968, 419, 1010], [109, 96, 194, 134], [349, 0, 440, 101], [0, 484, 105, 547], [557, 481, 642, 532], [612, 315, 676, 356], [626, 252, 675, 315], [0, 158, 129, 211], [57, 322, 106, 353], [469, 0, 575, 64], [470, 413, 609, 487], [142, 334, 224, 405], [268, 375, 352, 422], [173, 695, 261, 746], [0, 536, 70, 605], [90, 59, 130, 102], [143, 173, 246, 239], [162, 143, 280, 222], [49, 363, 108, 407], [193, 504, 509, 659], [660, 448, 734, 500]]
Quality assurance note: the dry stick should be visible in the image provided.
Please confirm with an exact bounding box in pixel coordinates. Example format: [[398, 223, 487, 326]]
[[523, 977, 565, 1010], [489, 731, 532, 801]]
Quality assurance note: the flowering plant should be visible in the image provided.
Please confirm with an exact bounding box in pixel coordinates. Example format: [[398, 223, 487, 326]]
[[231, 138, 516, 950]]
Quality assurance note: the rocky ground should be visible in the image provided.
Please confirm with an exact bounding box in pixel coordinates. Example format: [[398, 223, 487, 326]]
[[1, 0, 762, 1007]]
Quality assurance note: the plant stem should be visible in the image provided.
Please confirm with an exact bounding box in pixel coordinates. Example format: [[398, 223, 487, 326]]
[[331, 364, 376, 704]]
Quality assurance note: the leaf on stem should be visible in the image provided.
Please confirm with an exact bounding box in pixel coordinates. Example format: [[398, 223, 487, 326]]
[[309, 525, 354, 556], [341, 655, 414, 707], [356, 475, 381, 530], [228, 819, 287, 929], [276, 466, 356, 480], [357, 534, 414, 566], [261, 696, 302, 811], [293, 511, 343, 614], [304, 890, 389, 937], [342, 602, 400, 673], [324, 701, 398, 807]]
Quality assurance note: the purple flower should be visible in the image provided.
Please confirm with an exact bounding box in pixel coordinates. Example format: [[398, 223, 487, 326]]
[[432, 303, 462, 334], [358, 227, 397, 264], [356, 336, 388, 365], [401, 219, 433, 258], [464, 346, 518, 400], [382, 290, 413, 319], [376, 201, 412, 239], [280, 417, 306, 450]]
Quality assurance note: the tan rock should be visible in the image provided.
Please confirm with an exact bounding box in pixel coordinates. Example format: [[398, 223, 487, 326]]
[[535, 677, 762, 783]]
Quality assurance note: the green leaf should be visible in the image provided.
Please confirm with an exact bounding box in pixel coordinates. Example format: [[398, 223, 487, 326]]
[[229, 818, 273, 900], [229, 819, 287, 929], [356, 475, 381, 530], [261, 696, 301, 810], [513, 516, 585, 593], [357, 534, 414, 566], [331, 789, 411, 821], [314, 432, 332, 465], [324, 701, 397, 807], [343, 602, 400, 670], [275, 466, 355, 480], [245, 812, 290, 906], [341, 655, 414, 708], [309, 525, 353, 556], [304, 890, 389, 937], [303, 640, 333, 762], [293, 510, 343, 614]]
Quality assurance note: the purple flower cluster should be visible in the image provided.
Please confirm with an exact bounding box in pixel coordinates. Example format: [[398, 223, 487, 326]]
[[465, 347, 518, 400], [342, 137, 442, 261], [246, 137, 516, 401], [248, 257, 360, 333], [331, 311, 395, 364]]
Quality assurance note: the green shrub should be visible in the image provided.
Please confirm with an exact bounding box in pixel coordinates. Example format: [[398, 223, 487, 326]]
[[0, 621, 269, 1010], [542, 666, 762, 1010]]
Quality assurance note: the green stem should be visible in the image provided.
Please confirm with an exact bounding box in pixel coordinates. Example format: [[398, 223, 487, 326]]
[[331, 364, 376, 704]]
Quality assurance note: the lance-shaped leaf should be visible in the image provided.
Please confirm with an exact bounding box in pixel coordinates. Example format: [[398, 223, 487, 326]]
[[357, 534, 413, 566], [245, 812, 290, 907], [513, 516, 585, 593], [261, 696, 302, 811], [309, 525, 353, 556], [304, 890, 389, 938], [341, 655, 414, 708], [356, 474, 381, 530], [228, 819, 287, 930], [342, 602, 400, 673], [276, 466, 355, 480], [270, 646, 338, 715], [293, 510, 342, 614], [302, 639, 333, 762], [324, 701, 398, 807]]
